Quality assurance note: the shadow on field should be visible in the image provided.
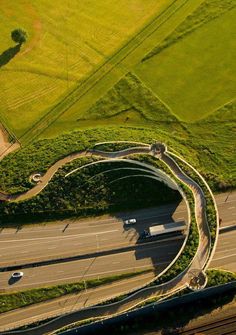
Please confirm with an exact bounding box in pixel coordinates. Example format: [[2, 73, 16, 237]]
[[0, 44, 21, 68]]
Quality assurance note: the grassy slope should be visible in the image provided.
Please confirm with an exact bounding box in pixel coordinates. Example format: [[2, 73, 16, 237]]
[[0, 127, 186, 194], [0, 0, 169, 137], [0, 73, 235, 195], [135, 0, 236, 121], [0, 157, 180, 222]]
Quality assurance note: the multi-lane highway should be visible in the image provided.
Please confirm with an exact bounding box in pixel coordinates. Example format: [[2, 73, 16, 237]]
[[0, 203, 187, 267], [0, 190, 235, 332], [0, 191, 235, 292]]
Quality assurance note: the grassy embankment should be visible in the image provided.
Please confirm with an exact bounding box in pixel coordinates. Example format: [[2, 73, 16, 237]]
[[0, 153, 181, 224], [0, 78, 235, 197], [0, 270, 152, 314]]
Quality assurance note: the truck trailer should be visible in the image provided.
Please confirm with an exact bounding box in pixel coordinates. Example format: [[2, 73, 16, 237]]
[[141, 221, 186, 239]]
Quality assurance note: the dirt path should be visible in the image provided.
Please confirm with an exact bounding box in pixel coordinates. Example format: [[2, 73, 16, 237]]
[[0, 125, 20, 161]]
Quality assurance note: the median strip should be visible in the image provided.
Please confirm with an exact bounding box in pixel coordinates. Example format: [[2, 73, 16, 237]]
[[0, 269, 152, 314], [0, 235, 183, 272]]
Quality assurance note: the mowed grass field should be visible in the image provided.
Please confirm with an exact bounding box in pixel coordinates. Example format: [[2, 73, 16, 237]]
[[41, 0, 235, 136], [0, 0, 171, 137], [135, 0, 236, 121]]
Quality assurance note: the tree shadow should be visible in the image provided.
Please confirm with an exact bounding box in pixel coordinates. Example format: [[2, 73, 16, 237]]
[[0, 44, 21, 68]]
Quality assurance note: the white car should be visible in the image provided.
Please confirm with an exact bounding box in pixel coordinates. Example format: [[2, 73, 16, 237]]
[[124, 218, 137, 225], [11, 272, 24, 278]]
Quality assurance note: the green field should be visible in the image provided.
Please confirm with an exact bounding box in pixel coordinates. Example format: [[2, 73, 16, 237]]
[[0, 0, 172, 138], [0, 0, 235, 195], [135, 0, 236, 121]]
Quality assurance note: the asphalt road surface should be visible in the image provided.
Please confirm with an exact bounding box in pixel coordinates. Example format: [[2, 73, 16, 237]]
[[0, 191, 234, 268], [0, 202, 188, 266], [0, 192, 235, 331], [0, 236, 183, 292], [210, 229, 236, 272], [0, 191, 235, 291]]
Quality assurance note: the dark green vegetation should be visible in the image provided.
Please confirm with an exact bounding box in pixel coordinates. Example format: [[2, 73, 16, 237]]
[[170, 153, 217, 246], [0, 126, 189, 194], [207, 269, 236, 287], [11, 28, 27, 44], [156, 187, 198, 285], [0, 270, 151, 314], [93, 142, 148, 152], [0, 155, 180, 224]]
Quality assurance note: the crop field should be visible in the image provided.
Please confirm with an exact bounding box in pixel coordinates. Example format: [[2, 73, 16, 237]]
[[0, 0, 172, 138], [0, 0, 235, 191]]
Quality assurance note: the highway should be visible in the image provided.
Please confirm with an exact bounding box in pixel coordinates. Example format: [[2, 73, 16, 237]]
[[0, 191, 235, 292], [210, 229, 236, 272], [0, 228, 234, 332], [0, 188, 234, 331], [0, 203, 188, 267], [0, 190, 234, 268], [0, 236, 183, 292]]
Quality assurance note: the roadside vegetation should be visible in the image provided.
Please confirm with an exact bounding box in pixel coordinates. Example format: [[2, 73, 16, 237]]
[[130, 155, 199, 285], [53, 269, 236, 335], [155, 186, 198, 285], [206, 269, 236, 287], [170, 153, 218, 245], [0, 270, 152, 314]]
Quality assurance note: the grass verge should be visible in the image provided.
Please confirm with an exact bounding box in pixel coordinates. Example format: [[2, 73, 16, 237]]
[[0, 269, 152, 314]]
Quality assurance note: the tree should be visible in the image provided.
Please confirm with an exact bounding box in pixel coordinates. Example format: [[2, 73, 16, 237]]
[[11, 28, 27, 44]]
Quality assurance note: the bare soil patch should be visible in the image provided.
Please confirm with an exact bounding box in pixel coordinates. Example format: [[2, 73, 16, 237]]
[[0, 125, 20, 160]]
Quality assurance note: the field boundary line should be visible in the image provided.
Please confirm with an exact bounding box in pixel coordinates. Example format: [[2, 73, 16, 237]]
[[19, 0, 202, 145]]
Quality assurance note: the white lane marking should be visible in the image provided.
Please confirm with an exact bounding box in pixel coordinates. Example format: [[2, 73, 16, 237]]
[[11, 262, 170, 288], [0, 230, 119, 243], [213, 253, 236, 261], [215, 247, 236, 254]]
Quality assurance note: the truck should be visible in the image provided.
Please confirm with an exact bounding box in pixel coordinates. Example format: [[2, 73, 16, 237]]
[[140, 221, 186, 239]]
